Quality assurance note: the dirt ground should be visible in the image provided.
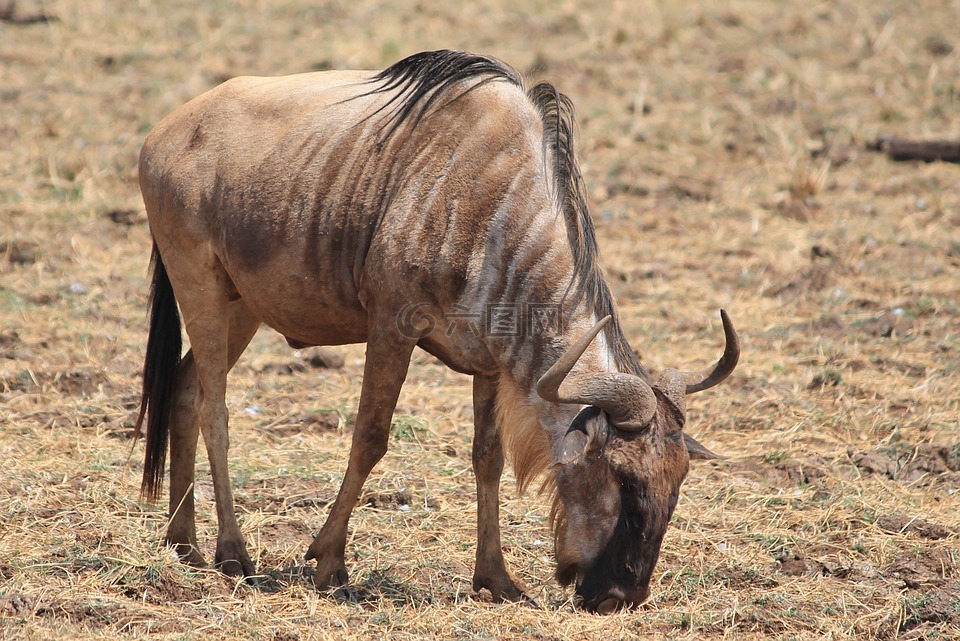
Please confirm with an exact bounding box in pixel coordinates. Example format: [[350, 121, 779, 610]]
[[1, 0, 958, 639]]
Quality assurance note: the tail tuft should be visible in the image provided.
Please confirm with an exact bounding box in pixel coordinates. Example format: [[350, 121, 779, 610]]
[[136, 243, 182, 502]]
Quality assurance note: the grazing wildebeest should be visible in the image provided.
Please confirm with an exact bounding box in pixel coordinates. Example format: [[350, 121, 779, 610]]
[[135, 50, 739, 614]]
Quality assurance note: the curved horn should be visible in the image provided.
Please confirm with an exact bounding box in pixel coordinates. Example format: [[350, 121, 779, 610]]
[[683, 309, 740, 394], [536, 316, 610, 402], [536, 316, 657, 430]]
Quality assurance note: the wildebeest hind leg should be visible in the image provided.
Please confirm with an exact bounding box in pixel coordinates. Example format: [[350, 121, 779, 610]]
[[164, 350, 204, 565], [471, 375, 536, 604], [306, 320, 416, 591], [166, 250, 262, 577], [165, 301, 260, 569]]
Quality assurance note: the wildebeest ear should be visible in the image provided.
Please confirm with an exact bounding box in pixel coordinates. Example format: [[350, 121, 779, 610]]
[[683, 433, 724, 460], [553, 410, 610, 467]]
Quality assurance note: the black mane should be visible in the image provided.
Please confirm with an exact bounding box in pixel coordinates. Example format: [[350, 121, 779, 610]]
[[526, 82, 648, 380], [368, 50, 522, 141], [369, 50, 648, 380]]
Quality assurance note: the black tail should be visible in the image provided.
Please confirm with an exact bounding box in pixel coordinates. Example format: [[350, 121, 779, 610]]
[[135, 243, 183, 502]]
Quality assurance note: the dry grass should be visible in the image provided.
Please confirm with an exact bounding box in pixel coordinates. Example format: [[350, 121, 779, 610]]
[[2, 0, 959, 639]]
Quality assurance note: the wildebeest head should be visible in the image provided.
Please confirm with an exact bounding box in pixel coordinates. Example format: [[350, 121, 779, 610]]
[[537, 311, 739, 614]]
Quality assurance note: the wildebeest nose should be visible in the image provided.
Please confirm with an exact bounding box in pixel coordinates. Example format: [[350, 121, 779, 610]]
[[594, 597, 623, 615], [592, 587, 650, 614]]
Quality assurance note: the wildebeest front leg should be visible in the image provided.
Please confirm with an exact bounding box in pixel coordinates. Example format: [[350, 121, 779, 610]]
[[471, 375, 534, 603], [306, 325, 416, 590]]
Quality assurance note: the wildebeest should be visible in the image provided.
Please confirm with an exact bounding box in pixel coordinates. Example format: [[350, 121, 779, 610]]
[[135, 50, 739, 614]]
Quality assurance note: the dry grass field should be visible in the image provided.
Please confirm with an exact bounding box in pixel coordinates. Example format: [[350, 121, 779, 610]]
[[2, 0, 959, 638]]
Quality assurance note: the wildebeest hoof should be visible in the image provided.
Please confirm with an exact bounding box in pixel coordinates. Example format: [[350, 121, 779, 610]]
[[167, 540, 207, 567], [215, 557, 257, 579], [513, 592, 541, 609], [214, 545, 257, 580], [215, 559, 260, 587], [473, 574, 539, 607], [312, 562, 349, 592]]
